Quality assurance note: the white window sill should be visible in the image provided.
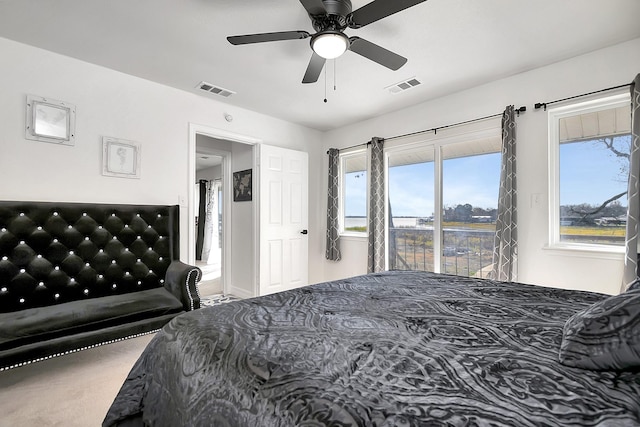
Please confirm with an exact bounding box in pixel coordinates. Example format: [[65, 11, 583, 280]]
[[543, 243, 625, 260], [340, 232, 367, 240]]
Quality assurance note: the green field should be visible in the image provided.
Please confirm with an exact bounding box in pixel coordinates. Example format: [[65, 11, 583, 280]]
[[560, 225, 625, 237]]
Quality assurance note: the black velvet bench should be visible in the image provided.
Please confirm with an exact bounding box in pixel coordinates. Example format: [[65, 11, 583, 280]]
[[0, 201, 201, 370]]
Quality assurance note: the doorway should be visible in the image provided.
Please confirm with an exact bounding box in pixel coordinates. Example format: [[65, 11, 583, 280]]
[[188, 123, 262, 299], [195, 154, 223, 296]]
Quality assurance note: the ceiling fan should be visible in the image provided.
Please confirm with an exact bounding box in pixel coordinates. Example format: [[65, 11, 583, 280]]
[[227, 0, 427, 84]]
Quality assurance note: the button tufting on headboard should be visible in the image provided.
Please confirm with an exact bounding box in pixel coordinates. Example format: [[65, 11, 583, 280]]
[[0, 201, 180, 313]]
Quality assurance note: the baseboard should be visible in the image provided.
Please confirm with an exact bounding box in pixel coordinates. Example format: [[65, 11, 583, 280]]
[[227, 285, 253, 299]]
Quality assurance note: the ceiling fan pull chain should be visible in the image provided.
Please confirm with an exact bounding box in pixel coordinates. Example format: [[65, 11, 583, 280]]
[[334, 59, 337, 91], [324, 65, 328, 103]]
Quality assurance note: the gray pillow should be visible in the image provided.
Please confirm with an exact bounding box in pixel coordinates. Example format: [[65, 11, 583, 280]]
[[559, 288, 640, 370]]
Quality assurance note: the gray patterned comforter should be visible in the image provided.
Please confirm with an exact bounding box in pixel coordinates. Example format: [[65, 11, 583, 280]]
[[103, 271, 640, 426]]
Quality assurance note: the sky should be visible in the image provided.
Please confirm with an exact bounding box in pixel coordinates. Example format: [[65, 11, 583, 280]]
[[345, 135, 630, 217], [345, 153, 501, 217], [560, 137, 629, 207]]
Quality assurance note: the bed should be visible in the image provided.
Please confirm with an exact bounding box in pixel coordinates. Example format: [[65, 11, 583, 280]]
[[103, 271, 640, 426]]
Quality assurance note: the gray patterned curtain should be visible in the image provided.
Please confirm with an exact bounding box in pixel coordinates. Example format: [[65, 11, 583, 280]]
[[195, 180, 207, 260], [489, 106, 517, 281], [623, 74, 640, 291], [202, 180, 221, 264], [326, 148, 341, 261], [201, 180, 215, 262], [368, 137, 385, 273]]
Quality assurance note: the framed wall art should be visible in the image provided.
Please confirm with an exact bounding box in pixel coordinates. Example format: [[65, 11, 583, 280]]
[[233, 169, 252, 201], [102, 137, 141, 179], [25, 94, 76, 146]]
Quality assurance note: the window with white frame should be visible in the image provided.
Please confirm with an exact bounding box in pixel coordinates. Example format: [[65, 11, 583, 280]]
[[548, 93, 631, 251], [340, 149, 367, 235], [441, 139, 501, 277], [386, 127, 502, 277], [387, 145, 435, 270]]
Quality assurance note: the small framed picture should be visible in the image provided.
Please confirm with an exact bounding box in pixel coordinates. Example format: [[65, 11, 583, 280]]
[[233, 169, 252, 202], [102, 137, 141, 179], [25, 94, 76, 146]]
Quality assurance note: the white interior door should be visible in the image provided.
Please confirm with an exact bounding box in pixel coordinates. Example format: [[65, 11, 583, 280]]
[[259, 144, 309, 296]]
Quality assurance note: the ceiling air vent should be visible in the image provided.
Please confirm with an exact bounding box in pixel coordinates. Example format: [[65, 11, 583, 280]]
[[386, 77, 421, 94], [196, 81, 236, 98]]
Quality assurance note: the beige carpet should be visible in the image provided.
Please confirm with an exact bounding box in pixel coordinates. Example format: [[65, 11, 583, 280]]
[[0, 333, 154, 427], [196, 261, 223, 297], [198, 276, 222, 296]]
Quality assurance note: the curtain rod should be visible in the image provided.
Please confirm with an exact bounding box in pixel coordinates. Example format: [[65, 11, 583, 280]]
[[534, 83, 631, 111], [385, 108, 526, 142], [327, 141, 370, 154], [327, 106, 525, 154]]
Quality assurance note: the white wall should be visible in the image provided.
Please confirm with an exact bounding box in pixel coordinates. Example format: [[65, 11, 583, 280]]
[[319, 37, 640, 295], [229, 142, 255, 298], [0, 37, 324, 285]]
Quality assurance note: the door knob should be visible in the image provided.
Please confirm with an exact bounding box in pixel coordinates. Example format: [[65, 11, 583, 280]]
[[300, 229, 308, 235]]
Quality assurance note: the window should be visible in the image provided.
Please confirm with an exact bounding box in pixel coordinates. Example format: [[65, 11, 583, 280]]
[[386, 127, 502, 277], [441, 141, 501, 278], [549, 93, 631, 251], [340, 150, 367, 235], [388, 146, 435, 271]]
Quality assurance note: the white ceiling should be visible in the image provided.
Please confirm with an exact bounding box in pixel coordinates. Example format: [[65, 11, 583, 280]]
[[196, 154, 222, 171], [1, 0, 639, 132]]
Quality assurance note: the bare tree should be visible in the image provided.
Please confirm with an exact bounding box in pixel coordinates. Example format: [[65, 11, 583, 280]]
[[568, 135, 631, 221], [599, 136, 631, 162], [569, 191, 627, 221]]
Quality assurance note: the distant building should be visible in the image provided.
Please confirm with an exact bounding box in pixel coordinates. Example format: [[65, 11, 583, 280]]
[[471, 216, 493, 223]]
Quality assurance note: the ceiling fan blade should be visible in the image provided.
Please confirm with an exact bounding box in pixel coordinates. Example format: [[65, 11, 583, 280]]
[[348, 0, 427, 28], [348, 37, 407, 70], [302, 52, 326, 84], [299, 0, 327, 16], [227, 31, 310, 45]]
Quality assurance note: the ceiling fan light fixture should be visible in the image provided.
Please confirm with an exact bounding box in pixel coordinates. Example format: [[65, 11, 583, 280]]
[[311, 32, 349, 59]]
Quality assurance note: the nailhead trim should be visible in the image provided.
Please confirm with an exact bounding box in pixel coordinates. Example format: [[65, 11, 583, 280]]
[[0, 329, 159, 372], [186, 268, 202, 311]]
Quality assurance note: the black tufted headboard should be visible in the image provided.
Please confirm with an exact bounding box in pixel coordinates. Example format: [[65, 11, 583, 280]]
[[0, 201, 181, 313]]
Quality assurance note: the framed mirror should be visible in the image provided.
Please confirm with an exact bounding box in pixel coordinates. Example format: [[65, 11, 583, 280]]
[[25, 94, 76, 146]]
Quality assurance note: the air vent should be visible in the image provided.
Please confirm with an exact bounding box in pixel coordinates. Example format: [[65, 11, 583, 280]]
[[386, 77, 422, 94], [196, 81, 236, 98]]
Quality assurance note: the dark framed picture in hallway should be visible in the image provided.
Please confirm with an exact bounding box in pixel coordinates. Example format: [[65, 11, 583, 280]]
[[233, 168, 252, 202]]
